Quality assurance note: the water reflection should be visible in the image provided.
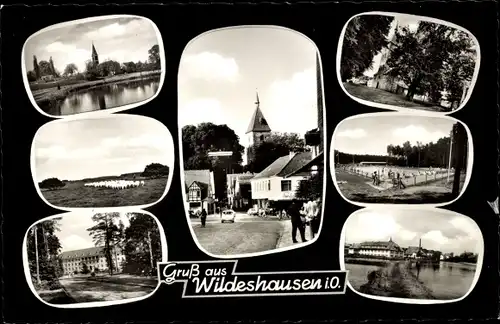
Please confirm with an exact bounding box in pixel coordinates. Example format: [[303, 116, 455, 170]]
[[44, 77, 160, 116], [346, 260, 478, 300]]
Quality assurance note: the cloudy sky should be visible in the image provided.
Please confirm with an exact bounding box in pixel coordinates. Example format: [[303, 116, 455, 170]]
[[178, 27, 321, 161], [344, 209, 483, 255], [333, 115, 454, 156], [45, 212, 131, 252], [24, 16, 159, 73], [34, 115, 174, 182]]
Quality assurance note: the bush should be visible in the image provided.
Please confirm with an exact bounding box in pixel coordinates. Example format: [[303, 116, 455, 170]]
[[141, 163, 169, 178], [39, 178, 65, 190]]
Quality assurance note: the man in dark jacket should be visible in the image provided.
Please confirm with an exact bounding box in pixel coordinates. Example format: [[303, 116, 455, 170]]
[[200, 209, 207, 228], [288, 200, 306, 243]]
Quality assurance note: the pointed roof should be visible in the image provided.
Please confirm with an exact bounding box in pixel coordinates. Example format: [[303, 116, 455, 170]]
[[245, 91, 272, 134], [91, 42, 98, 57], [252, 152, 312, 180]]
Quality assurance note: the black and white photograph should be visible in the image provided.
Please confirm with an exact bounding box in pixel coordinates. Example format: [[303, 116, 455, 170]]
[[331, 114, 470, 204], [342, 208, 483, 301], [23, 15, 164, 117], [23, 211, 166, 306], [179, 27, 325, 257], [33, 114, 173, 209], [339, 13, 479, 112]]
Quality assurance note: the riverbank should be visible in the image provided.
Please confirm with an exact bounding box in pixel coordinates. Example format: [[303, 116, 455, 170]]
[[32, 70, 161, 108], [359, 261, 435, 299]]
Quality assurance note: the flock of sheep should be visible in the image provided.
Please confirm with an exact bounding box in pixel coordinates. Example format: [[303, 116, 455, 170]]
[[84, 179, 146, 190]]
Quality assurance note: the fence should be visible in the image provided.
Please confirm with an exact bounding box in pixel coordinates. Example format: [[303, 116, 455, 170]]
[[337, 164, 453, 188]]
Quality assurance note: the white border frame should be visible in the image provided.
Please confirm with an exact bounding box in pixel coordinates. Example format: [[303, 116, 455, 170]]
[[178, 25, 328, 259], [22, 209, 168, 309], [336, 11, 481, 114], [30, 114, 175, 212], [339, 206, 484, 304], [21, 14, 166, 119], [329, 111, 474, 208]]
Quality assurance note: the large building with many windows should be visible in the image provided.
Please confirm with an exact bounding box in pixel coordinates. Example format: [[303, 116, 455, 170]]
[[60, 246, 125, 276]]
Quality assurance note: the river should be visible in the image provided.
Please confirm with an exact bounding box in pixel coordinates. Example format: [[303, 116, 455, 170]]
[[346, 260, 477, 300], [44, 77, 160, 116]]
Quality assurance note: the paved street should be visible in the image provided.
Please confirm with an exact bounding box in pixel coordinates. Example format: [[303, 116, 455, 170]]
[[192, 212, 312, 255], [58, 274, 157, 303]]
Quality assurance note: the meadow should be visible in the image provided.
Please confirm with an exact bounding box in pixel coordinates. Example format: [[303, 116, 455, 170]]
[[40, 176, 168, 208]]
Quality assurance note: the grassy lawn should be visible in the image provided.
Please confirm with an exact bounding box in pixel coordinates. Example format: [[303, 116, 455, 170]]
[[58, 274, 157, 303], [343, 83, 447, 112], [193, 221, 284, 256], [335, 170, 464, 204], [41, 177, 168, 208]]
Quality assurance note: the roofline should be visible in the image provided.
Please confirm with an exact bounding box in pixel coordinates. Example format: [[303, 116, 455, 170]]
[[285, 151, 323, 178], [252, 153, 297, 180]]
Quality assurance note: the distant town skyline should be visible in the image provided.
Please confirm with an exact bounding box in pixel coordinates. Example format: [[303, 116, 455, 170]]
[[344, 209, 482, 255], [24, 16, 159, 73], [178, 27, 320, 152], [34, 116, 174, 182], [334, 115, 455, 156]]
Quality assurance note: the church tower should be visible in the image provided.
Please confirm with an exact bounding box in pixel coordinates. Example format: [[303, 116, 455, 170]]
[[245, 91, 272, 164], [91, 42, 99, 65]]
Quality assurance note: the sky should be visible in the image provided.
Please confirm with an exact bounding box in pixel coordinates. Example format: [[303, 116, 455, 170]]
[[45, 212, 131, 252], [333, 115, 454, 156], [362, 14, 421, 78], [34, 115, 174, 182], [24, 16, 159, 73], [344, 209, 483, 255], [178, 26, 321, 161]]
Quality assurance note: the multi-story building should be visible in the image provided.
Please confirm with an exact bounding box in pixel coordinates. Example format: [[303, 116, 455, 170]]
[[245, 92, 272, 165], [348, 238, 405, 259], [184, 169, 216, 214], [226, 172, 255, 210], [60, 246, 125, 276]]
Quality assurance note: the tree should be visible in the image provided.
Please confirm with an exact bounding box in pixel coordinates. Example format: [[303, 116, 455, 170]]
[[87, 213, 122, 275], [33, 55, 40, 80], [246, 132, 308, 173], [122, 61, 137, 73], [385, 22, 476, 102], [148, 44, 161, 70], [296, 171, 323, 201], [49, 56, 58, 77], [63, 63, 78, 76], [39, 178, 66, 190], [142, 163, 169, 178], [123, 213, 162, 275], [81, 262, 90, 274], [98, 60, 121, 77], [27, 70, 37, 82], [38, 60, 53, 77], [341, 15, 394, 81], [26, 218, 63, 287]]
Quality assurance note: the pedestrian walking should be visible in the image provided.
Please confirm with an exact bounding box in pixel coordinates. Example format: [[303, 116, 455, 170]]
[[288, 200, 307, 243], [309, 198, 321, 239], [200, 208, 207, 228]]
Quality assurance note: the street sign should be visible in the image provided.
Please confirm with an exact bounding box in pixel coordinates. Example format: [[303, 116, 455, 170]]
[[208, 151, 233, 157]]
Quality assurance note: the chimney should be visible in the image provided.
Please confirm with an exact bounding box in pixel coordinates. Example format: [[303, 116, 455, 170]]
[[419, 238, 422, 249]]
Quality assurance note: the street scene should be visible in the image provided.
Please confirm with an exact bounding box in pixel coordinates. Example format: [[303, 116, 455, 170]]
[[25, 211, 165, 305], [33, 114, 173, 208], [179, 27, 325, 256], [339, 13, 478, 112], [332, 114, 469, 204], [343, 208, 482, 300], [23, 16, 162, 116]]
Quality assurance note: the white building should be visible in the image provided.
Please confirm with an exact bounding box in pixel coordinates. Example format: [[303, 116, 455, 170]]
[[60, 246, 125, 276], [250, 151, 312, 209], [352, 238, 404, 259]]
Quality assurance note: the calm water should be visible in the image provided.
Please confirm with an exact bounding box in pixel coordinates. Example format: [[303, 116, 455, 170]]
[[346, 261, 477, 300], [49, 78, 160, 116]]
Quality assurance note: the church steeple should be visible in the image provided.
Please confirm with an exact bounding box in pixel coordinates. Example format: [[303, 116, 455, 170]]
[[91, 41, 99, 65], [245, 90, 271, 134]]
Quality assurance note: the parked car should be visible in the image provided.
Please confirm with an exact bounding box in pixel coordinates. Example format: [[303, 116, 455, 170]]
[[221, 209, 236, 223], [247, 207, 259, 216]]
